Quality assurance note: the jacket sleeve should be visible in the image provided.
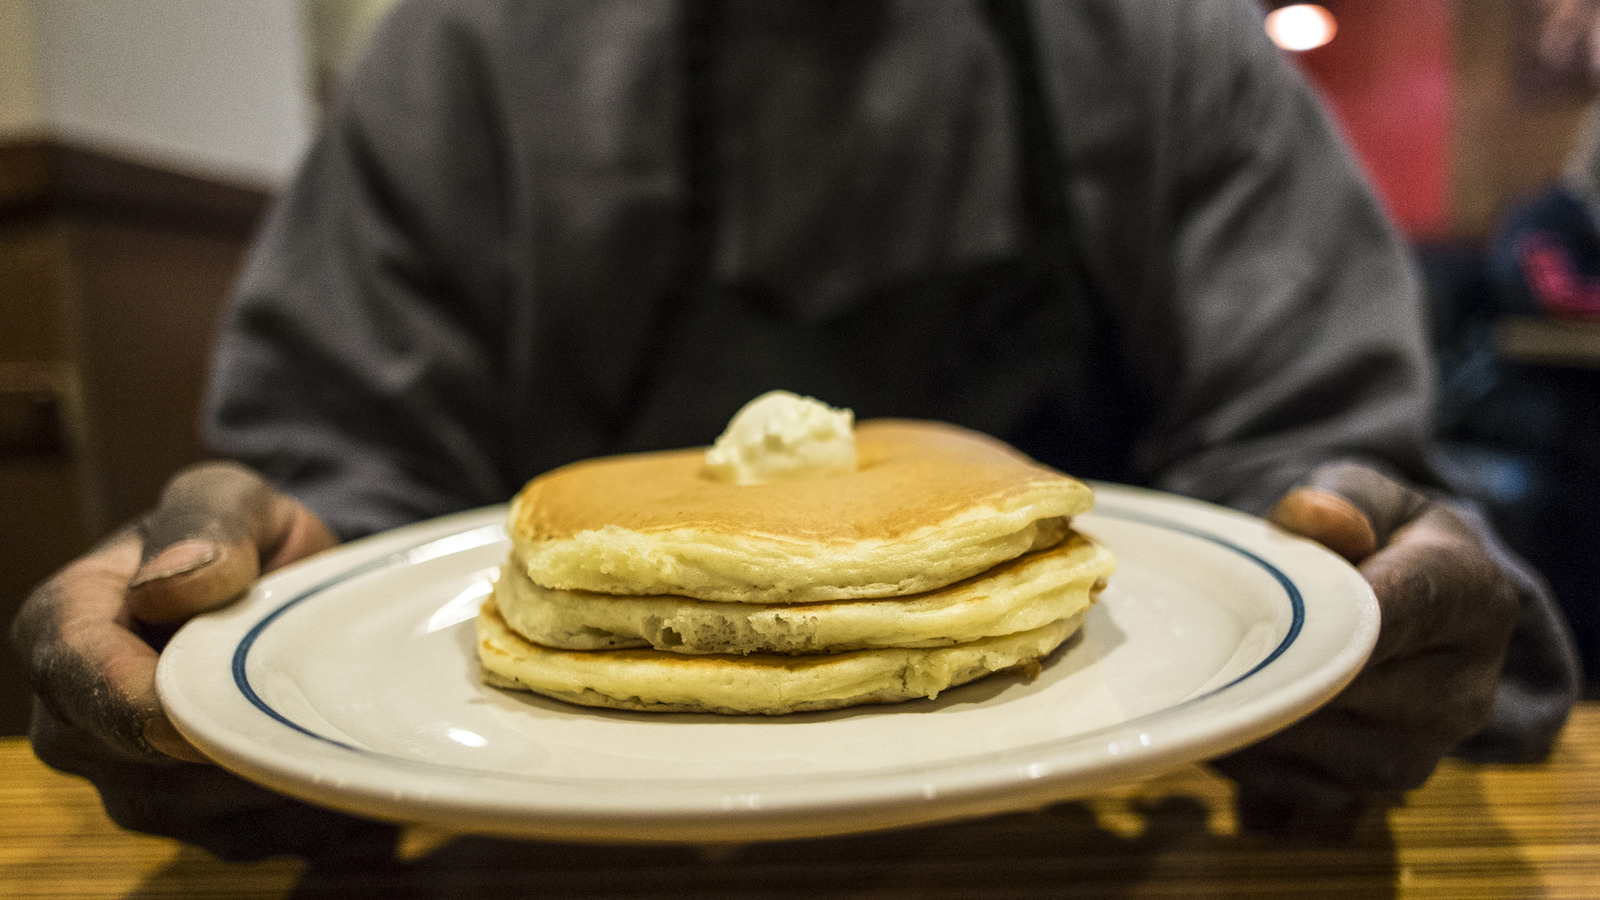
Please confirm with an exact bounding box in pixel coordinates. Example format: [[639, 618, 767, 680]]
[[203, 0, 516, 539], [1081, 0, 1438, 514]]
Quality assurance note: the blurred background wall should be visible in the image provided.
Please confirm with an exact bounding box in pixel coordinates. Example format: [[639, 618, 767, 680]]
[[0, 0, 319, 733], [0, 0, 1596, 734]]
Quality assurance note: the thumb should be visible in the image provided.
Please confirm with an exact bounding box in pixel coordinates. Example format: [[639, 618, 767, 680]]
[[1268, 462, 1430, 564], [126, 461, 336, 625], [1269, 487, 1377, 565]]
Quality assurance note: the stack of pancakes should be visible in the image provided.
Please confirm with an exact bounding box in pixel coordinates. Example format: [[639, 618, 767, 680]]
[[477, 419, 1114, 715]]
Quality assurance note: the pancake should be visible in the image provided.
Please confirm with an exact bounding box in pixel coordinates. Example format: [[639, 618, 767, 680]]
[[477, 595, 1081, 715], [483, 398, 1109, 716], [508, 420, 1093, 604], [494, 530, 1114, 655]]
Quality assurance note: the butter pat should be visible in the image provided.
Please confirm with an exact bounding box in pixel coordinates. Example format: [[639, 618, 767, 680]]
[[705, 391, 857, 485]]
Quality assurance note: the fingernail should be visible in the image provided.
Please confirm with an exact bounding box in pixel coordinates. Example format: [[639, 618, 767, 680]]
[[143, 715, 210, 764], [130, 540, 219, 588]]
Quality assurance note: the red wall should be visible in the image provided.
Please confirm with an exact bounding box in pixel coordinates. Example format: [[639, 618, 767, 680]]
[[1292, 0, 1453, 241]]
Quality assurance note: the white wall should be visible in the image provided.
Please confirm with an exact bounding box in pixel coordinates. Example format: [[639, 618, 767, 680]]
[[0, 0, 47, 139], [30, 0, 315, 188]]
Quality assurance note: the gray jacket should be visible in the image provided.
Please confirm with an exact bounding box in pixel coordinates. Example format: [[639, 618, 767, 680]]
[[206, 0, 1577, 760]]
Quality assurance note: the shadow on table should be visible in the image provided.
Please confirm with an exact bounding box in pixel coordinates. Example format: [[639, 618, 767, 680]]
[[126, 762, 1543, 900], [275, 798, 1402, 900]]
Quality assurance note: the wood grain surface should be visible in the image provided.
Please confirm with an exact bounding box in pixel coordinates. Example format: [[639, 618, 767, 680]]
[[5, 704, 1599, 899]]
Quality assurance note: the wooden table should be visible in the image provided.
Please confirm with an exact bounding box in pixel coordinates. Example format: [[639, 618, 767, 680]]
[[5, 704, 1600, 899]]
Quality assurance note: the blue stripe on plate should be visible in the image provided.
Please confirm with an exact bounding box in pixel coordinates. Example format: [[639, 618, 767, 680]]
[[231, 525, 504, 753], [1101, 508, 1305, 682], [230, 505, 1306, 756]]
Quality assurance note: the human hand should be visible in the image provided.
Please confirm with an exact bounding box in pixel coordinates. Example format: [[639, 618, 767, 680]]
[[1211, 462, 1520, 834], [11, 462, 395, 859]]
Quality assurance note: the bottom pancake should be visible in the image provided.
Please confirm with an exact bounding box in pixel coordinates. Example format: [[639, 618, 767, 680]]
[[477, 597, 1081, 715]]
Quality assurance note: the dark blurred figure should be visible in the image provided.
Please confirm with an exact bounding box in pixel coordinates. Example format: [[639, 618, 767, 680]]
[[1432, 0, 1600, 690]]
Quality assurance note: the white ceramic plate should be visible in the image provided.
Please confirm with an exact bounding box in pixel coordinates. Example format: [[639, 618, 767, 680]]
[[157, 483, 1378, 844]]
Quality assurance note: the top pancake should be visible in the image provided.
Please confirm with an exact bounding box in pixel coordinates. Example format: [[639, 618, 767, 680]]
[[508, 420, 1094, 603]]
